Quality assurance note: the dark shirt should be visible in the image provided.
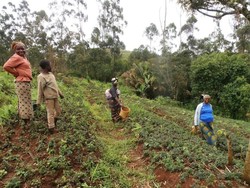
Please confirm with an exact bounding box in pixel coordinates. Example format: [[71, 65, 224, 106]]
[[110, 86, 119, 100]]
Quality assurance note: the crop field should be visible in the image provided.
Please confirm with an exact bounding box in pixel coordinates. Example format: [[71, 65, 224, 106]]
[[0, 72, 249, 187]]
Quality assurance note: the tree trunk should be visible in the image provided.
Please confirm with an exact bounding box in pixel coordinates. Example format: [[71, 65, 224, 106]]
[[243, 139, 250, 184], [226, 135, 233, 166]]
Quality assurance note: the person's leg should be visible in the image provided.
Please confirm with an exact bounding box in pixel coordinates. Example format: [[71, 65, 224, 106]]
[[15, 82, 33, 126], [112, 105, 122, 122], [45, 99, 55, 129], [201, 122, 216, 145], [199, 122, 207, 140], [108, 99, 121, 122], [54, 98, 62, 126]]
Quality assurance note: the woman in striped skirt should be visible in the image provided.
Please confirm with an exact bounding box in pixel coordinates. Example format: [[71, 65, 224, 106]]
[[3, 41, 33, 126], [106, 78, 123, 122]]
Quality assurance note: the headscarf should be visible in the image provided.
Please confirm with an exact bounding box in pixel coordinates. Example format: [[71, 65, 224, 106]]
[[11, 41, 25, 50], [203, 94, 211, 99], [111, 77, 118, 84]]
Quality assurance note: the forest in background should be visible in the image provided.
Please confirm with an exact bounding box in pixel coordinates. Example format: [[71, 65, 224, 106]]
[[0, 0, 250, 121]]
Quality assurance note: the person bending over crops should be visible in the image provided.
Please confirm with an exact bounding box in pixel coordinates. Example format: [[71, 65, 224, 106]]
[[194, 94, 217, 145], [105, 77, 123, 122], [36, 60, 64, 133], [3, 41, 33, 126]]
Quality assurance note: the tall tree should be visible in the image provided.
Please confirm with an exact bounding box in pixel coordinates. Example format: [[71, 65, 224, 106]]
[[159, 0, 168, 55], [178, 15, 199, 54], [208, 19, 232, 52], [48, 0, 87, 50], [177, 0, 250, 22], [145, 23, 159, 52], [232, 17, 250, 53], [47, 0, 88, 71], [25, 10, 51, 65], [160, 23, 177, 53], [0, 0, 40, 65], [96, 0, 127, 61]]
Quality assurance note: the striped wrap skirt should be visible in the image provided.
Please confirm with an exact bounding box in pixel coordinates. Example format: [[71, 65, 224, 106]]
[[15, 82, 34, 120], [108, 99, 122, 122], [200, 122, 217, 145]]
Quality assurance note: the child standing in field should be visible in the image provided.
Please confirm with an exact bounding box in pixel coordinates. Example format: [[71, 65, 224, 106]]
[[36, 60, 64, 133]]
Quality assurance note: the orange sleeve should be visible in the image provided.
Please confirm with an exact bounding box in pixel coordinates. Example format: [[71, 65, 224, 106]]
[[3, 54, 22, 69]]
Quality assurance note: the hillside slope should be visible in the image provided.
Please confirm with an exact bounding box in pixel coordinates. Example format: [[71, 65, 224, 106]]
[[0, 73, 249, 187]]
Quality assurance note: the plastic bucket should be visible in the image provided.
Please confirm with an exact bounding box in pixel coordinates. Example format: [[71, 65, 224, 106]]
[[119, 106, 130, 119]]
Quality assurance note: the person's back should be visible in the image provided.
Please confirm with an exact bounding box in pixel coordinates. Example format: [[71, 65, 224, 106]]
[[36, 60, 63, 133], [37, 72, 61, 102]]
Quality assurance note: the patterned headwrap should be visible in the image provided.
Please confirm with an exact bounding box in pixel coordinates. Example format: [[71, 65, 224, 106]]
[[11, 41, 25, 50], [111, 77, 118, 84]]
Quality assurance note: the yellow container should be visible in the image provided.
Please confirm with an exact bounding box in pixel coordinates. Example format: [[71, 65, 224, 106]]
[[119, 106, 130, 119]]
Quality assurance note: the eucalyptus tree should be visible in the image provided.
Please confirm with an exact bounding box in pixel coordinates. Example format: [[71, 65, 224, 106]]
[[145, 23, 159, 52], [91, 27, 101, 48], [0, 1, 35, 64], [26, 10, 51, 66], [3, 0, 31, 44], [178, 15, 199, 54], [160, 23, 177, 53], [177, 0, 250, 22], [48, 0, 87, 52], [232, 17, 250, 53], [178, 15, 228, 55], [208, 20, 232, 52], [0, 1, 31, 44], [159, 0, 168, 55], [96, 0, 127, 61], [47, 0, 88, 71], [0, 3, 14, 63], [235, 24, 250, 53]]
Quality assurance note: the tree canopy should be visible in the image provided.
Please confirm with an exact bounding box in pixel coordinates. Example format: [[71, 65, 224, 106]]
[[177, 0, 250, 21]]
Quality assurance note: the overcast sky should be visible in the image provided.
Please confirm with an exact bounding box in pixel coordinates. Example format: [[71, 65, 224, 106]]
[[1, 0, 234, 52]]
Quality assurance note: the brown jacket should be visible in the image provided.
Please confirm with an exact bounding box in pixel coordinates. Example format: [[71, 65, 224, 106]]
[[37, 72, 63, 104]]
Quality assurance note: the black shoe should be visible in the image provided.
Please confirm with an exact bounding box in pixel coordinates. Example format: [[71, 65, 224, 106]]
[[54, 118, 58, 126], [49, 128, 55, 134]]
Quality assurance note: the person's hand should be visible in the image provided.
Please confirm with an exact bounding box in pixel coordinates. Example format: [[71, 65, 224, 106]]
[[34, 103, 41, 110], [13, 72, 19, 78], [210, 122, 214, 129]]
